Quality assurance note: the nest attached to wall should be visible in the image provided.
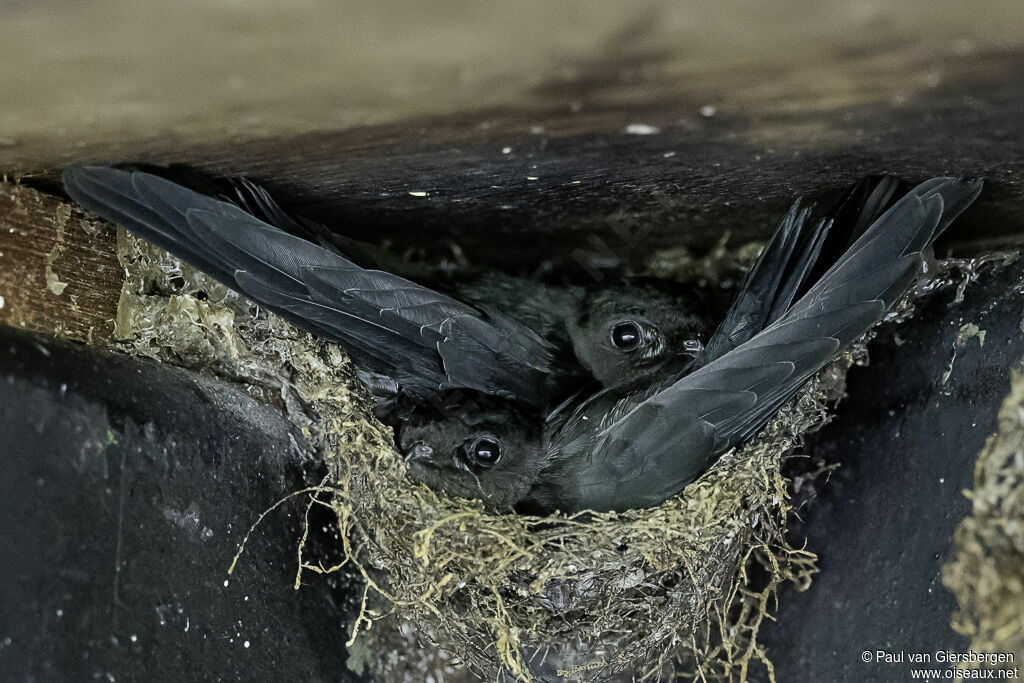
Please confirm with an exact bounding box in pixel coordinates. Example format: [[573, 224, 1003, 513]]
[[943, 365, 1024, 671], [330, 375, 842, 682], [115, 229, 868, 681]]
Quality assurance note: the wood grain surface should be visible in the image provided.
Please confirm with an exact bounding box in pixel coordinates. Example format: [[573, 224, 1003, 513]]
[[0, 184, 121, 345]]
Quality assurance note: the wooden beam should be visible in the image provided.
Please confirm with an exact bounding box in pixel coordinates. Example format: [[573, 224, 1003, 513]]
[[0, 183, 121, 346]]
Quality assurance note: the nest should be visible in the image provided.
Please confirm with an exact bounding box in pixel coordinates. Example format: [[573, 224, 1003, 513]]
[[943, 365, 1024, 671], [329, 375, 841, 681], [114, 228, 871, 681]]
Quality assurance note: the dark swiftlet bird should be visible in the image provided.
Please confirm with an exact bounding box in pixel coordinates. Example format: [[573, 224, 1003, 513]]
[[93, 164, 715, 393], [63, 165, 550, 404], [530, 177, 981, 513], [396, 177, 980, 512], [398, 173, 919, 510], [61, 163, 713, 507], [63, 165, 976, 514]]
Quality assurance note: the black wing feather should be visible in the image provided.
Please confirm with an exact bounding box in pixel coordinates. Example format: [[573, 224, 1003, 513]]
[[797, 174, 909, 296], [700, 175, 911, 368], [560, 177, 982, 511], [63, 164, 554, 403], [699, 202, 828, 364]]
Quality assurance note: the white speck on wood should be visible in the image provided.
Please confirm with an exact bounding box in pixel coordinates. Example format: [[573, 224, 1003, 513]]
[[626, 123, 660, 135]]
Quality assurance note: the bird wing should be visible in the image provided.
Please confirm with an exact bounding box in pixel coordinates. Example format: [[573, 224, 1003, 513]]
[[699, 175, 911, 368], [698, 200, 829, 364], [796, 174, 910, 298], [63, 164, 554, 403], [562, 176, 982, 511]]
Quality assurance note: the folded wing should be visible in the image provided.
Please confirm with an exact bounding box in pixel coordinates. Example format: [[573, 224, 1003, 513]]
[[699, 175, 909, 367], [63, 164, 554, 404], [560, 177, 982, 511], [698, 200, 827, 364]]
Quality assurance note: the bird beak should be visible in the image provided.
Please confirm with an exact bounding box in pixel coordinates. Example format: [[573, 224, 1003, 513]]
[[682, 339, 704, 357], [404, 442, 434, 463]]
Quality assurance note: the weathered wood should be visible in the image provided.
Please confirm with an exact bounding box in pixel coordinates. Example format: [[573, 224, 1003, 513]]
[[3, 5, 1024, 343], [17, 78, 1024, 278], [3, 22, 1023, 276], [0, 184, 121, 345]]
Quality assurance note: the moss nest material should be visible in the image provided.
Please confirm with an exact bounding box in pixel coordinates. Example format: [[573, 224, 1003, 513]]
[[115, 228, 873, 681], [944, 365, 1024, 671], [341, 381, 844, 682]]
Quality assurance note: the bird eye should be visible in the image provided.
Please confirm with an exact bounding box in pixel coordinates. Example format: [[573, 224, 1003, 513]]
[[610, 321, 642, 351], [469, 436, 502, 467]]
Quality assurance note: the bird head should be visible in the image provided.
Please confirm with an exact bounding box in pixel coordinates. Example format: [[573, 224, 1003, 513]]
[[570, 278, 711, 388], [395, 396, 545, 510]]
